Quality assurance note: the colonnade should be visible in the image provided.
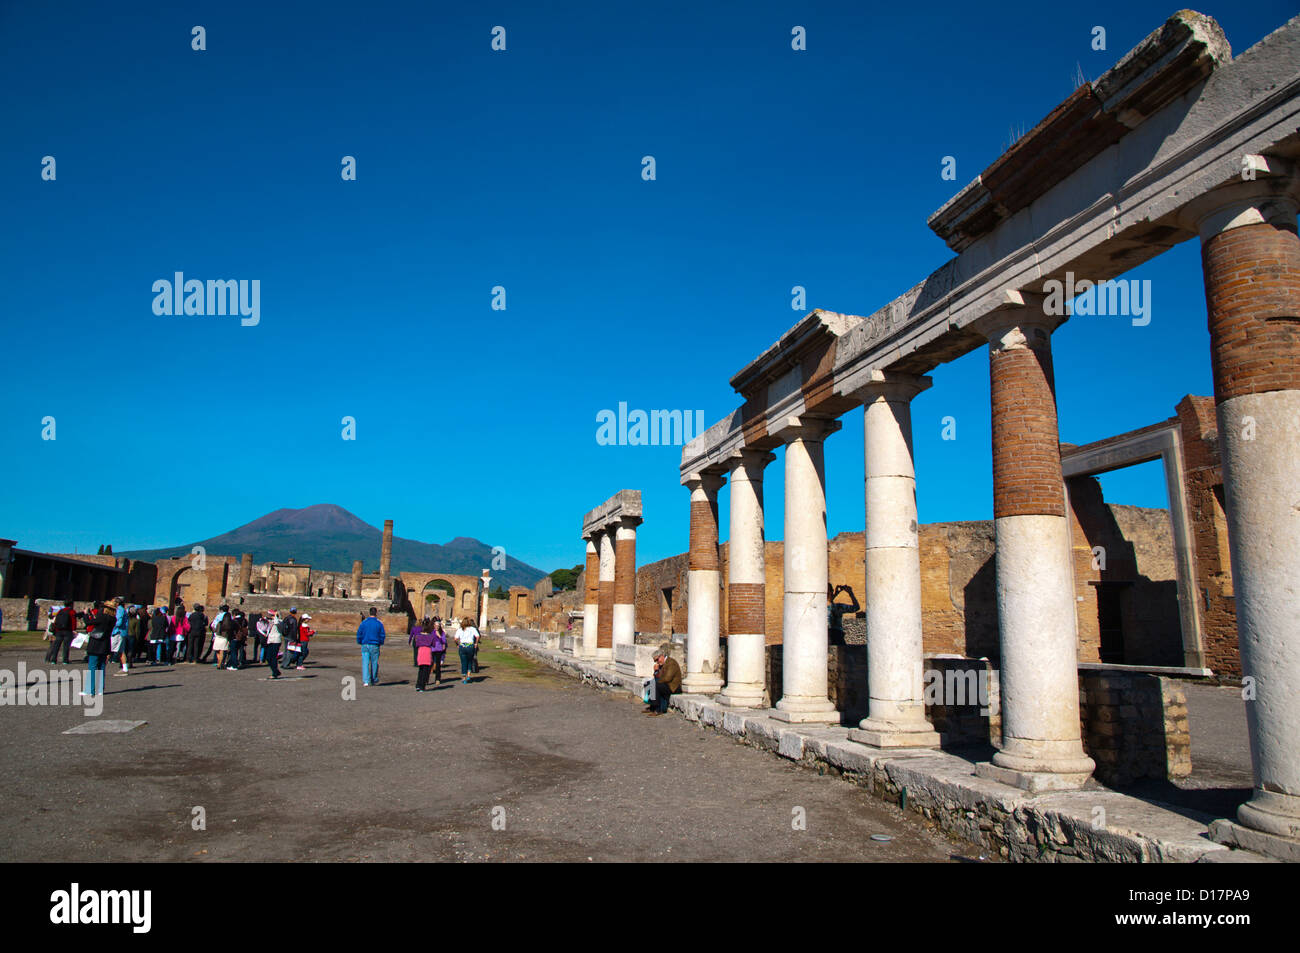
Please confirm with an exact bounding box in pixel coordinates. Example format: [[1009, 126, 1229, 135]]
[[579, 491, 642, 661], [679, 178, 1299, 822]]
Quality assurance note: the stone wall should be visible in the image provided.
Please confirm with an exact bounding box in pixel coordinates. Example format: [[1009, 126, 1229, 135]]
[[0, 597, 35, 631], [1177, 395, 1239, 678], [221, 593, 405, 634], [1079, 670, 1192, 786]]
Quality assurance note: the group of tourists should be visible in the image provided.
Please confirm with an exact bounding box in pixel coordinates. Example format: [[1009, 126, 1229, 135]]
[[354, 610, 482, 691], [41, 597, 318, 692], [38, 597, 488, 694]]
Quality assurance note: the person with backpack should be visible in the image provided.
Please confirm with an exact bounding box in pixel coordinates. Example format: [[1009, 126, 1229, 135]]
[[228, 610, 249, 669], [149, 607, 169, 664], [83, 603, 115, 698], [210, 605, 233, 669], [46, 600, 76, 664], [186, 604, 208, 663], [281, 608, 300, 666]]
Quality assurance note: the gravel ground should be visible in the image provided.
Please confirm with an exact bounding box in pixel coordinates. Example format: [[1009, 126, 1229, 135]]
[[0, 636, 979, 862]]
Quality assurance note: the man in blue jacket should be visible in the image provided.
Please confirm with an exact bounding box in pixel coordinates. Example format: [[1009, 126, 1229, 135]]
[[356, 607, 386, 687]]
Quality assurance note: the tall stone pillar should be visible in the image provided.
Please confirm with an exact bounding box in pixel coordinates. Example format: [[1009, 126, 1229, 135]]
[[237, 553, 253, 593], [1188, 179, 1300, 847], [596, 530, 615, 660], [683, 470, 725, 694], [351, 560, 363, 599], [848, 372, 941, 748], [0, 539, 13, 597], [973, 295, 1094, 791], [379, 519, 394, 600], [612, 517, 640, 652], [581, 537, 600, 657], [718, 449, 774, 708], [773, 419, 841, 723], [479, 570, 491, 631]]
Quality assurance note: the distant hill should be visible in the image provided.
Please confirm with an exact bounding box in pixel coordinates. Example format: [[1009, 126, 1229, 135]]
[[120, 504, 548, 590]]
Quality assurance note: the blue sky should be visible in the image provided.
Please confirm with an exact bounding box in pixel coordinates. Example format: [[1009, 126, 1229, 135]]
[[1, 1, 1292, 574]]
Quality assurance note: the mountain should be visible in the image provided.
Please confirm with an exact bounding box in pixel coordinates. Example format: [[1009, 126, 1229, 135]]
[[119, 504, 548, 590]]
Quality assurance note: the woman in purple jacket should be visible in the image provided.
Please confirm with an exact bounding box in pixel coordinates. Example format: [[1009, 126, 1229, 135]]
[[412, 624, 439, 692], [430, 620, 448, 685]]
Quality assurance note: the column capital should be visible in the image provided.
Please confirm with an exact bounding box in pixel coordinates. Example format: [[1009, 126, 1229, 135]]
[[971, 291, 1061, 351], [614, 515, 642, 533], [844, 369, 933, 406], [768, 415, 843, 445], [682, 469, 727, 494], [725, 446, 777, 477], [1178, 162, 1300, 240]]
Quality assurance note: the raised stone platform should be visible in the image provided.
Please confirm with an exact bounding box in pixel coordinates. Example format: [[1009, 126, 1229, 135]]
[[502, 630, 1273, 863]]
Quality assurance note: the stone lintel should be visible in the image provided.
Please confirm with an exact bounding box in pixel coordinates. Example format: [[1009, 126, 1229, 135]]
[[581, 489, 643, 538]]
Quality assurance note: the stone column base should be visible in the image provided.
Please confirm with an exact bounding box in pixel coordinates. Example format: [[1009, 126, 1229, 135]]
[[772, 697, 839, 724], [682, 673, 723, 695], [974, 761, 1092, 794], [593, 647, 613, 661], [849, 720, 940, 749], [1235, 789, 1300, 840], [1209, 818, 1300, 863], [716, 683, 766, 708]]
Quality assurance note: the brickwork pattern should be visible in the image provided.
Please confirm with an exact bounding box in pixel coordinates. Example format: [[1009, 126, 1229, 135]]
[[688, 499, 720, 571], [726, 581, 765, 634], [1201, 221, 1300, 402], [989, 333, 1067, 518], [613, 538, 636, 604]]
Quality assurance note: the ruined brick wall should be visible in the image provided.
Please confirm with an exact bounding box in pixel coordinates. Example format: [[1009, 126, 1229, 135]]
[[1067, 479, 1181, 666], [0, 597, 35, 631], [635, 553, 688, 637], [1177, 395, 1239, 678], [153, 556, 237, 608], [648, 506, 1179, 665]]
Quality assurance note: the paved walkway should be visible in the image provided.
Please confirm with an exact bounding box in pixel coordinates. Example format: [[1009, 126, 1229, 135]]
[[504, 630, 1270, 862], [0, 636, 976, 862]]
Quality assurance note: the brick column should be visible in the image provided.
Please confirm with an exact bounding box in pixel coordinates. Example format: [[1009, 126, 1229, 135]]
[[1189, 179, 1300, 846], [683, 470, 726, 694], [596, 529, 615, 660], [773, 417, 841, 724], [580, 537, 600, 657], [847, 372, 940, 748], [612, 517, 640, 652], [379, 519, 394, 600], [350, 560, 363, 599], [237, 553, 253, 593], [718, 449, 774, 708], [974, 296, 1095, 791]]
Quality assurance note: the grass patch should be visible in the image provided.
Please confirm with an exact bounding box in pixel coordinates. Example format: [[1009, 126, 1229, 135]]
[[0, 631, 52, 649]]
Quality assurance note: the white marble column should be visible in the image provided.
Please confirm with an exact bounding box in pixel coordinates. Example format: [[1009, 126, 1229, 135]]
[[1188, 181, 1300, 846], [773, 418, 841, 723], [718, 448, 775, 708], [683, 471, 725, 694], [479, 571, 491, 631], [973, 297, 1094, 792], [580, 537, 600, 658], [847, 372, 941, 748], [594, 529, 616, 660]]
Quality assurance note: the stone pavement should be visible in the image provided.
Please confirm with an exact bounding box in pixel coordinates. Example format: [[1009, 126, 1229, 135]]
[[502, 630, 1273, 863], [0, 636, 975, 862]]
